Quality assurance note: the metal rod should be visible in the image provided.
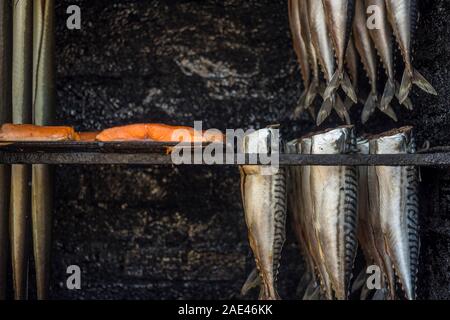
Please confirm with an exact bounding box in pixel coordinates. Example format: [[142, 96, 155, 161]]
[[32, 0, 54, 300], [0, 151, 450, 166], [0, 0, 12, 299], [11, 0, 33, 300]]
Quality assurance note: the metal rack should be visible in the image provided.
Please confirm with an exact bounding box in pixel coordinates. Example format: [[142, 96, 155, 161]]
[[0, 141, 449, 166]]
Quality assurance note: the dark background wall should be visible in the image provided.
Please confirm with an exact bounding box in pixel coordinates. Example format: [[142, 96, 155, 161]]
[[42, 0, 450, 299]]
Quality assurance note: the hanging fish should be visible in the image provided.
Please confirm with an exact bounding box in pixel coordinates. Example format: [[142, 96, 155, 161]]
[[368, 127, 420, 300], [288, 0, 311, 115], [354, 0, 397, 122], [309, 126, 358, 299], [300, 0, 321, 118], [299, 135, 333, 299], [239, 128, 287, 300], [364, 0, 397, 111], [385, 0, 437, 104], [321, 0, 358, 104], [308, 0, 350, 125], [355, 138, 393, 300]]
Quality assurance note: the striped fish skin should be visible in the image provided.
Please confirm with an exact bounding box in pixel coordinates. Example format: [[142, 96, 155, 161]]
[[288, 0, 311, 114], [240, 128, 287, 300], [385, 0, 437, 103], [368, 127, 419, 300], [310, 126, 358, 300]]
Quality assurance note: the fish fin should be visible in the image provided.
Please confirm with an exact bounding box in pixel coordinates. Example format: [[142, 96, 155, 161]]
[[316, 97, 333, 126], [302, 280, 321, 300], [380, 79, 395, 111], [334, 95, 351, 124], [361, 93, 378, 124], [381, 104, 398, 122], [342, 71, 358, 103], [241, 268, 260, 296], [412, 69, 437, 96]]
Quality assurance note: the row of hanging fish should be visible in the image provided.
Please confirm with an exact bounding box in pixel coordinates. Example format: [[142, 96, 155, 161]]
[[288, 0, 437, 125], [239, 126, 420, 300]]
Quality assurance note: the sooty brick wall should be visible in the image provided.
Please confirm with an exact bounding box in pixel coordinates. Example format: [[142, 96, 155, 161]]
[[44, 0, 450, 299]]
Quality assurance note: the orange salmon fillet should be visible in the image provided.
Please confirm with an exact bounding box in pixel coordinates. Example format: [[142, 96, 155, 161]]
[[0, 124, 80, 141], [78, 132, 100, 142], [96, 123, 224, 143]]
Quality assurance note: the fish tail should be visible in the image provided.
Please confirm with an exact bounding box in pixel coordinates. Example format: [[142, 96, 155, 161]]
[[258, 279, 280, 300], [342, 71, 358, 103], [412, 69, 438, 96], [305, 80, 319, 109], [380, 104, 398, 122], [380, 79, 395, 111], [398, 70, 413, 104], [334, 95, 351, 124], [398, 68, 436, 104], [241, 268, 260, 296], [395, 81, 414, 110], [316, 97, 334, 126], [323, 71, 357, 104], [343, 97, 354, 111], [361, 93, 378, 124], [402, 97, 414, 111], [292, 91, 307, 119], [322, 71, 340, 102], [302, 280, 321, 300]]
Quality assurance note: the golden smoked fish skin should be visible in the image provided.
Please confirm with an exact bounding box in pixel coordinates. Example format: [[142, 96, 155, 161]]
[[240, 128, 287, 300], [368, 127, 419, 300], [310, 126, 358, 300]]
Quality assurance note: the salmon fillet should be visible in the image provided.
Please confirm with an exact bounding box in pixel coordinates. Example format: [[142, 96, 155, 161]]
[[78, 132, 100, 142], [96, 123, 224, 143], [0, 124, 80, 141]]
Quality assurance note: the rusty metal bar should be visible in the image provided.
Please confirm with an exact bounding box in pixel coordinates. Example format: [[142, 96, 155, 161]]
[[0, 149, 449, 166]]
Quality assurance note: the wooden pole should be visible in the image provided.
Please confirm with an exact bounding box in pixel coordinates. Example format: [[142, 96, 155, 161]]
[[32, 0, 55, 300], [0, 0, 12, 300], [11, 0, 33, 300]]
